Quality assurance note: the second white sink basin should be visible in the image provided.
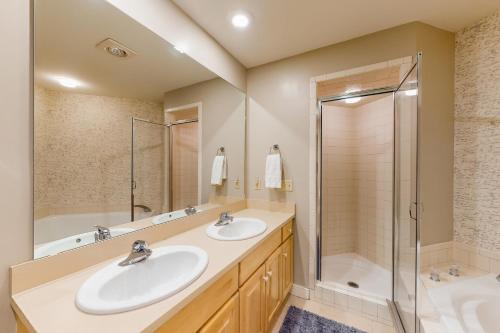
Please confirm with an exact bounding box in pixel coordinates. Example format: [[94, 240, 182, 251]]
[[206, 217, 267, 241], [76, 245, 208, 314]]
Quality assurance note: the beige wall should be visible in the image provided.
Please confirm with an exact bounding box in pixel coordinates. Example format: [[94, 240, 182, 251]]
[[171, 122, 199, 210], [415, 24, 456, 246], [454, 12, 500, 252], [104, 0, 246, 91], [246, 22, 455, 286], [0, 0, 32, 332], [34, 87, 164, 220], [164, 78, 246, 202]]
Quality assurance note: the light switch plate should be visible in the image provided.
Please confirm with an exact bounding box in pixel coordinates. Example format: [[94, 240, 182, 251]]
[[284, 179, 293, 192], [234, 178, 241, 190]]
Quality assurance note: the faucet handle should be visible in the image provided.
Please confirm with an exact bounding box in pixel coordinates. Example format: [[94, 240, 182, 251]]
[[132, 240, 149, 253], [94, 225, 110, 233]]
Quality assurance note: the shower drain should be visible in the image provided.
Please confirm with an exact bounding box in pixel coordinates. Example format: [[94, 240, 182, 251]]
[[347, 281, 359, 289]]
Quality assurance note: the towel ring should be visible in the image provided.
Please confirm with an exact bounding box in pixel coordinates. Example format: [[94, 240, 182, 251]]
[[216, 146, 225, 156], [268, 144, 280, 155]]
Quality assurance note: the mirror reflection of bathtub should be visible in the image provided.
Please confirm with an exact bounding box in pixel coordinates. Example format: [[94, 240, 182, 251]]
[[34, 227, 135, 259], [33, 211, 152, 259], [152, 208, 203, 225], [427, 273, 499, 333]]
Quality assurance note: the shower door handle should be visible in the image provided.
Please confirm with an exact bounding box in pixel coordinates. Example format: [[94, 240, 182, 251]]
[[409, 202, 417, 220]]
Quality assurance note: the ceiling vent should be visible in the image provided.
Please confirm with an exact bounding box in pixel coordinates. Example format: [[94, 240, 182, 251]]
[[96, 38, 137, 59]]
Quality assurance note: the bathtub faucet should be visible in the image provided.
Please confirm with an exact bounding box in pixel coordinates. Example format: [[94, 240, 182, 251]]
[[94, 225, 111, 241], [448, 264, 460, 277], [430, 268, 440, 282]]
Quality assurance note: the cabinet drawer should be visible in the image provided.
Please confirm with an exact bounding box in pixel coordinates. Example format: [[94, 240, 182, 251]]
[[199, 292, 239, 333], [281, 219, 293, 242], [156, 266, 239, 333], [239, 230, 281, 286]]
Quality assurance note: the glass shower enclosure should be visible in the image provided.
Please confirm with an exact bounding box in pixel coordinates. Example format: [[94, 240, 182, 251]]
[[130, 117, 199, 221], [390, 57, 421, 333], [316, 54, 422, 333]]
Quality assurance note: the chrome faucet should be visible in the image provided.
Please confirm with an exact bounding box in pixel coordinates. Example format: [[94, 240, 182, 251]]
[[184, 205, 197, 216], [449, 264, 460, 277], [214, 211, 234, 226], [94, 225, 111, 241], [119, 240, 152, 266], [430, 268, 440, 282]]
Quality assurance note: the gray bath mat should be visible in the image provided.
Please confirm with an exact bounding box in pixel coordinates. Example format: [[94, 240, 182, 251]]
[[279, 306, 367, 333]]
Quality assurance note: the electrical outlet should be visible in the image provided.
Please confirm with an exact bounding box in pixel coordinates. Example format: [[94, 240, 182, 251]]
[[234, 178, 241, 190], [284, 179, 293, 192], [255, 177, 263, 190]]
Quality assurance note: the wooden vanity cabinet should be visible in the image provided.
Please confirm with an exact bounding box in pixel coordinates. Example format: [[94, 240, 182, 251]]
[[239, 265, 267, 333], [199, 293, 240, 333], [264, 247, 282, 328], [156, 219, 294, 333], [240, 219, 294, 333], [281, 236, 293, 299]]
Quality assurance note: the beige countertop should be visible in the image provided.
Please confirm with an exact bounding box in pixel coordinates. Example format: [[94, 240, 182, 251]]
[[12, 207, 294, 333]]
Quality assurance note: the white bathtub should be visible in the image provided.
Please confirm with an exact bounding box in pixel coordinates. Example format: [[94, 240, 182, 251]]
[[428, 273, 500, 333], [35, 211, 150, 245], [34, 227, 135, 259]]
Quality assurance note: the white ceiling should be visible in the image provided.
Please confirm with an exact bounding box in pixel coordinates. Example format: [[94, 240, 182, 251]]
[[173, 0, 500, 68], [35, 0, 216, 102]]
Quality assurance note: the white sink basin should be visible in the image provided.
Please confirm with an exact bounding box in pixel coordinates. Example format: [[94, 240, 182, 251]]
[[34, 228, 135, 259], [76, 245, 208, 314], [206, 217, 267, 241]]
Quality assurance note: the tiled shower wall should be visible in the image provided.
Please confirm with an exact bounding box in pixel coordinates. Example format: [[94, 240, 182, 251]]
[[322, 95, 393, 269], [34, 86, 164, 219], [454, 11, 500, 252], [322, 106, 357, 255], [354, 97, 393, 269]]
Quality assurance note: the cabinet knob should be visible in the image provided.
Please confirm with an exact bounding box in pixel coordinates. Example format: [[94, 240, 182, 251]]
[[289, 228, 292, 233], [283, 253, 288, 258], [263, 276, 269, 282], [267, 271, 272, 277]]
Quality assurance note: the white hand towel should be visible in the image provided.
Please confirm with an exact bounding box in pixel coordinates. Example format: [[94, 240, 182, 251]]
[[265, 154, 282, 188], [211, 155, 225, 185]]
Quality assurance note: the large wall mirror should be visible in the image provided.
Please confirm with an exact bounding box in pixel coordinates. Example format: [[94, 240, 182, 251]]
[[33, 0, 246, 259]]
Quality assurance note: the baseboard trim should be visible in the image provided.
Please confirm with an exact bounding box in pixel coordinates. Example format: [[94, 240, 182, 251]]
[[291, 284, 310, 299]]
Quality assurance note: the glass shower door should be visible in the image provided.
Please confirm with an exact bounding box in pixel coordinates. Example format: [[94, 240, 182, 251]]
[[131, 118, 166, 221], [392, 56, 420, 333]]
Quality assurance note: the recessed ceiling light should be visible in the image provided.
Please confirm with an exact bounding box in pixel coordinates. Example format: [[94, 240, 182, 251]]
[[55, 76, 80, 88], [345, 97, 361, 104], [231, 13, 250, 28]]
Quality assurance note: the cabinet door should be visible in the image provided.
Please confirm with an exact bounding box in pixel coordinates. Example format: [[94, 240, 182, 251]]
[[239, 265, 266, 333], [199, 293, 239, 333], [265, 247, 282, 328], [281, 237, 293, 300]]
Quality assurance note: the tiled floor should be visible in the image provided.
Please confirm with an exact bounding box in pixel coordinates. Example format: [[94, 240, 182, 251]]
[[270, 295, 396, 333]]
